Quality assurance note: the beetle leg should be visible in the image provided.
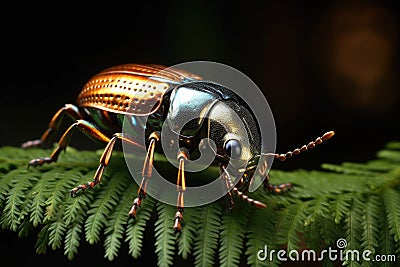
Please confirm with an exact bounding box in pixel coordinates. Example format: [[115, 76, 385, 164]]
[[173, 149, 188, 232], [22, 104, 82, 149], [28, 120, 111, 168], [263, 174, 293, 194], [129, 132, 159, 218], [222, 167, 267, 208], [220, 166, 235, 210], [70, 132, 144, 196]]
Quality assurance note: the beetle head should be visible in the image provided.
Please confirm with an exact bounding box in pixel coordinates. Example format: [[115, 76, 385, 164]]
[[164, 81, 262, 178], [205, 99, 261, 176]]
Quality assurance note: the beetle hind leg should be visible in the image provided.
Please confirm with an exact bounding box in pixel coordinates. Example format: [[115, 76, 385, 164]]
[[28, 120, 111, 168], [22, 104, 82, 149]]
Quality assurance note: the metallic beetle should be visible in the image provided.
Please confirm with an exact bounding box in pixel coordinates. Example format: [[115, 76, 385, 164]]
[[23, 64, 334, 231]]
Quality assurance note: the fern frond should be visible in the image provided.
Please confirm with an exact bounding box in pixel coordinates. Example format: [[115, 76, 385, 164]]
[[193, 202, 222, 267], [385, 142, 400, 150], [343, 196, 363, 266], [44, 170, 82, 221], [177, 206, 201, 260], [342, 160, 398, 173], [303, 196, 340, 250], [64, 211, 85, 260], [154, 202, 177, 267], [1, 171, 37, 231], [64, 190, 93, 227], [125, 194, 156, 259], [378, 197, 397, 267], [304, 195, 330, 226], [104, 175, 134, 261], [28, 169, 60, 227], [219, 199, 250, 267], [36, 224, 50, 255], [246, 207, 279, 267], [0, 169, 20, 208], [48, 208, 67, 250], [377, 150, 400, 162], [304, 214, 339, 252], [63, 173, 96, 260], [382, 188, 400, 246], [360, 195, 380, 254], [322, 163, 377, 176], [331, 194, 352, 224], [84, 168, 126, 245], [18, 216, 32, 238], [275, 202, 308, 252], [271, 170, 370, 200]]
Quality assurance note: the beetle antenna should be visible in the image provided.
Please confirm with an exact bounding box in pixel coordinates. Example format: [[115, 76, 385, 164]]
[[261, 131, 335, 161]]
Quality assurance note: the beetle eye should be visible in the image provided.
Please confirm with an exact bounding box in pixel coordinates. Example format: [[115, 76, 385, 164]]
[[224, 139, 242, 159]]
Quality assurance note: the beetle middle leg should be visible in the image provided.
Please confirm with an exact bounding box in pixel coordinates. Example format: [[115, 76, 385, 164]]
[[129, 132, 159, 218], [70, 132, 144, 196]]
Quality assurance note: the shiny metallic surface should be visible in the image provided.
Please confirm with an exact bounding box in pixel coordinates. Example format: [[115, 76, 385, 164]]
[[77, 64, 202, 116], [166, 86, 218, 136]]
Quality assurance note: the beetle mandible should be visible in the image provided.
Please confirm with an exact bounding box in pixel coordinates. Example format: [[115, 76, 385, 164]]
[[23, 64, 334, 231]]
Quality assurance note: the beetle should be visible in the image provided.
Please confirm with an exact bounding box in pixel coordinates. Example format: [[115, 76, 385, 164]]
[[23, 64, 334, 231]]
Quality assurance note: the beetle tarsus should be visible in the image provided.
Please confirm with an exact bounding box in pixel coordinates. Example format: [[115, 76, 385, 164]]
[[128, 197, 141, 219], [70, 185, 86, 197], [22, 139, 42, 149], [264, 182, 293, 194], [173, 209, 183, 232], [28, 157, 54, 168], [263, 174, 293, 194], [70, 181, 96, 197]]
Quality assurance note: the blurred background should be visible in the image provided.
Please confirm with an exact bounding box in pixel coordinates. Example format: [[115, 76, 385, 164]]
[[0, 0, 399, 266]]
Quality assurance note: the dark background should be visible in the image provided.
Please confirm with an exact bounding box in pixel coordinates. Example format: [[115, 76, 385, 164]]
[[0, 1, 399, 266]]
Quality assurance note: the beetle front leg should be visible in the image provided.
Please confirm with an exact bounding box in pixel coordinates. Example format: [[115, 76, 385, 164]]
[[220, 166, 235, 211], [222, 166, 267, 209], [22, 104, 82, 149], [129, 132, 159, 218]]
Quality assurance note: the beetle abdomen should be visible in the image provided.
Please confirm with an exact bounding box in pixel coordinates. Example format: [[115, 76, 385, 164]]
[[77, 64, 202, 116]]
